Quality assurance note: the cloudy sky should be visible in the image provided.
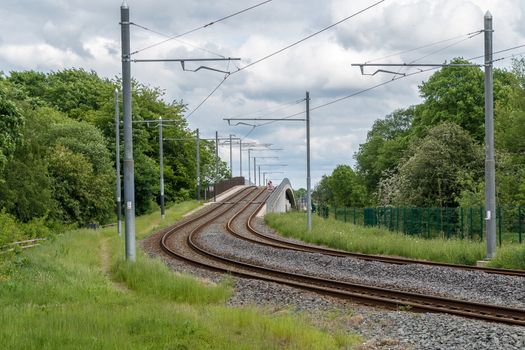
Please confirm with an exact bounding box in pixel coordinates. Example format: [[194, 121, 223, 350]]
[[1, 0, 524, 188]]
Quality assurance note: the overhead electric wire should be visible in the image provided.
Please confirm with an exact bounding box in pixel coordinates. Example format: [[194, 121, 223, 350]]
[[130, 0, 273, 56], [467, 43, 525, 62], [229, 98, 305, 120], [131, 22, 226, 58], [186, 0, 387, 119], [364, 30, 483, 64], [235, 30, 485, 128], [234, 0, 387, 73], [392, 32, 482, 77], [185, 76, 229, 119], [492, 50, 525, 63], [241, 43, 525, 129]]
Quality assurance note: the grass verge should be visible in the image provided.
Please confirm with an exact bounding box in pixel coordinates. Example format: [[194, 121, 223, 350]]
[[265, 212, 525, 269], [0, 202, 360, 349]]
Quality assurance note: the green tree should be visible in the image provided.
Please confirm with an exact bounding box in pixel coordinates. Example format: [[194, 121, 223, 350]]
[[329, 165, 366, 207], [379, 122, 483, 207], [412, 58, 515, 142], [0, 83, 24, 172], [312, 175, 332, 207], [355, 108, 414, 195], [48, 145, 112, 225]]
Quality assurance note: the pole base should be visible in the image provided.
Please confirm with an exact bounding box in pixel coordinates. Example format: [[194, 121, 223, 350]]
[[476, 260, 490, 267]]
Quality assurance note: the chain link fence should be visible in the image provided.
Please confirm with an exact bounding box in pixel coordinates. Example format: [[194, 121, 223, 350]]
[[314, 205, 524, 245]]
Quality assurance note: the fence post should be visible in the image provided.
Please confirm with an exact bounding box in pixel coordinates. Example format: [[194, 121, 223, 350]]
[[498, 206, 502, 246], [396, 208, 399, 232], [445, 207, 450, 239], [334, 206, 337, 220], [426, 207, 430, 238], [480, 206, 484, 242], [469, 207, 473, 239], [344, 207, 347, 222], [519, 206, 523, 244], [353, 207, 356, 225], [460, 207, 464, 240], [419, 208, 423, 236]]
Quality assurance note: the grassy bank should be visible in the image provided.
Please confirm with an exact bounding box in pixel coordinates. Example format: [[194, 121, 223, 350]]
[[0, 202, 359, 349], [265, 212, 525, 269]]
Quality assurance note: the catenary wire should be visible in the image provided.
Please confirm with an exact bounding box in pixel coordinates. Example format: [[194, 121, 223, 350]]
[[392, 33, 482, 77], [131, 22, 226, 58], [243, 43, 525, 129], [233, 31, 485, 128], [186, 76, 229, 119], [130, 0, 273, 56], [234, 0, 386, 73], [364, 30, 483, 63], [229, 98, 306, 120], [186, 0, 387, 119]]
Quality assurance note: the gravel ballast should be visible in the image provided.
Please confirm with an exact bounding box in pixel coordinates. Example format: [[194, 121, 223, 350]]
[[197, 229, 525, 309], [141, 207, 525, 350]]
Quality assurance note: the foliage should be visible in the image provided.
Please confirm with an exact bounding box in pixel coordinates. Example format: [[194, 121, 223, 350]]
[[0, 203, 359, 349], [294, 188, 307, 200], [0, 83, 23, 172], [355, 108, 414, 195], [313, 166, 366, 207], [379, 122, 483, 207], [348, 58, 525, 210], [0, 68, 230, 231], [330, 165, 366, 207], [312, 175, 333, 206], [265, 212, 525, 268]]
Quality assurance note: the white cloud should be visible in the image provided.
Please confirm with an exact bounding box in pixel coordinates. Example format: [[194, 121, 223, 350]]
[[0, 0, 523, 189]]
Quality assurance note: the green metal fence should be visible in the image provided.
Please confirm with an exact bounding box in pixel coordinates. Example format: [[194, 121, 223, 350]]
[[327, 206, 524, 245]]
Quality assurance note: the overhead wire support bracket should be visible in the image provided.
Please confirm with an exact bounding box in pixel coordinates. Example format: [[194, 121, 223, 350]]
[[132, 57, 241, 74], [132, 58, 240, 63], [224, 117, 306, 126], [352, 62, 482, 76]]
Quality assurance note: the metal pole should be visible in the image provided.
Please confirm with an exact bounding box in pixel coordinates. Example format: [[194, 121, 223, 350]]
[[114, 89, 122, 237], [248, 149, 251, 184], [120, 2, 136, 261], [214, 131, 218, 202], [229, 134, 233, 177], [254, 157, 257, 186], [263, 172, 266, 186], [306, 91, 312, 232], [196, 128, 201, 201], [239, 141, 242, 179], [258, 165, 261, 186], [159, 117, 165, 219], [484, 11, 496, 259]]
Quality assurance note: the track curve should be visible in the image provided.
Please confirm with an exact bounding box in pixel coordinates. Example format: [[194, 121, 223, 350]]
[[159, 187, 525, 327]]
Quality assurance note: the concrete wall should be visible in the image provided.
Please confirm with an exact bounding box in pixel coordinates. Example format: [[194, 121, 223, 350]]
[[266, 178, 296, 214]]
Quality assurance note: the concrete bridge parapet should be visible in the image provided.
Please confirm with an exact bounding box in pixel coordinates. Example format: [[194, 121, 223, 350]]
[[265, 178, 296, 213]]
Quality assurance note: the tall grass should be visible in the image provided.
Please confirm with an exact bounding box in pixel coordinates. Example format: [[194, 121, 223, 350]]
[[0, 202, 360, 349], [265, 212, 525, 268]]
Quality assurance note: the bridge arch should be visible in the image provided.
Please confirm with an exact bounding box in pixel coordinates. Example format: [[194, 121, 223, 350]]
[[266, 178, 296, 213]]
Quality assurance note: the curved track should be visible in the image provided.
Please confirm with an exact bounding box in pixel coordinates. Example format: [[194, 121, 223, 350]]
[[159, 188, 525, 327], [227, 196, 525, 278]]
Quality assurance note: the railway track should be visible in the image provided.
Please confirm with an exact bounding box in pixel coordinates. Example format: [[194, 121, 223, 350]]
[[159, 187, 525, 327], [226, 194, 525, 278]]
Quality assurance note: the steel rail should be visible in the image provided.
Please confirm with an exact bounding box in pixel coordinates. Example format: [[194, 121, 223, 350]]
[[160, 191, 525, 327], [240, 201, 525, 277], [160, 186, 257, 249]]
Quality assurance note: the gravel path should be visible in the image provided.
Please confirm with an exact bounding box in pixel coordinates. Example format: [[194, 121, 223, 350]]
[[141, 204, 525, 350]]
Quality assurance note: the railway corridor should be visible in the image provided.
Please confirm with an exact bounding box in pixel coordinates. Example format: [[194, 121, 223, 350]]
[[142, 187, 525, 349]]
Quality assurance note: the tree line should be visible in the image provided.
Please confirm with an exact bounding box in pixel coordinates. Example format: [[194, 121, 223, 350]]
[[313, 58, 525, 209], [0, 69, 229, 244]]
